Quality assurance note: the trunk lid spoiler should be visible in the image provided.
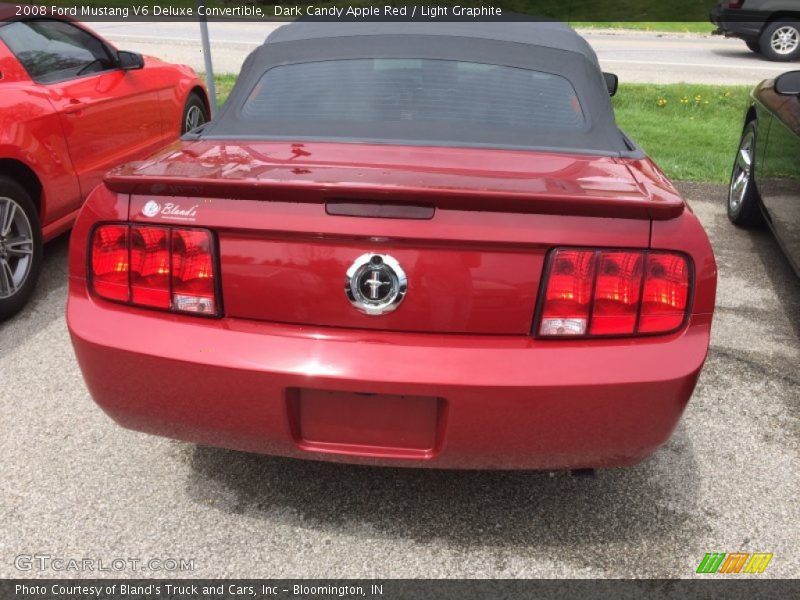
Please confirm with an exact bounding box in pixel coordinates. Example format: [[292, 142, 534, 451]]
[[105, 141, 684, 220]]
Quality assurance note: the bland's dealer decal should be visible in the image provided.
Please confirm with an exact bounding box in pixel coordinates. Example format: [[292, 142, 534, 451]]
[[141, 200, 198, 222]]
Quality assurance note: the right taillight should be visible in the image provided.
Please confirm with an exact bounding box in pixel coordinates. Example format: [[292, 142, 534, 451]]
[[537, 248, 691, 338], [89, 223, 220, 317], [638, 252, 690, 334]]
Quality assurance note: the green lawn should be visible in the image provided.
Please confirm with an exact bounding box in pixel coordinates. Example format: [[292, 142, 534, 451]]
[[573, 22, 715, 34], [212, 74, 237, 108], [210, 76, 749, 183], [613, 84, 750, 182]]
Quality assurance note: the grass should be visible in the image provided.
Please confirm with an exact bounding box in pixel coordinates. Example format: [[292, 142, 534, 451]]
[[209, 75, 750, 183], [613, 84, 750, 182], [505, 0, 717, 21], [573, 22, 715, 34], [212, 74, 237, 108]]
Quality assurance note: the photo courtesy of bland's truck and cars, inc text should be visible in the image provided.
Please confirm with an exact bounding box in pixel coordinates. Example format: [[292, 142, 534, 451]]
[[0, 1, 797, 598]]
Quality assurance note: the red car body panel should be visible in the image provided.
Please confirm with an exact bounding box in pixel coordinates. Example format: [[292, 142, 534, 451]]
[[69, 288, 711, 469], [0, 17, 206, 241], [67, 141, 717, 469]]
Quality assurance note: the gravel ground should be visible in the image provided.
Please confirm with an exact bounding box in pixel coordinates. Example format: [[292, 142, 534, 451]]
[[0, 182, 798, 579]]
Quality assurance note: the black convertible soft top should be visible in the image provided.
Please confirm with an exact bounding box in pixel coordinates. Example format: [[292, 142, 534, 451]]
[[200, 21, 634, 156]]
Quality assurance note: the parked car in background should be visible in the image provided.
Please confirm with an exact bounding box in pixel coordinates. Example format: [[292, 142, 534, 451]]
[[728, 70, 800, 275], [0, 11, 209, 319], [68, 22, 717, 471], [712, 0, 800, 61]]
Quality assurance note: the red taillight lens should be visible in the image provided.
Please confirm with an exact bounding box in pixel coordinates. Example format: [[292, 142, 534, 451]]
[[90, 224, 219, 317], [130, 225, 170, 309], [728, 1, 745, 9], [90, 225, 129, 302], [537, 248, 691, 338], [638, 252, 690, 334], [171, 229, 217, 315], [539, 249, 596, 336], [590, 251, 644, 335]]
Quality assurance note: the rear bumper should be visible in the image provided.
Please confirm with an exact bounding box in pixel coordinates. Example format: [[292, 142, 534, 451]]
[[68, 285, 711, 470]]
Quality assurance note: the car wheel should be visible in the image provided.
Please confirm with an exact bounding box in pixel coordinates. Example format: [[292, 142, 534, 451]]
[[745, 39, 761, 53], [0, 176, 42, 320], [181, 93, 209, 134], [759, 21, 800, 61], [728, 122, 765, 228]]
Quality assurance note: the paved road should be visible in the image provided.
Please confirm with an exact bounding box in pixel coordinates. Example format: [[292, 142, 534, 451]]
[[89, 22, 793, 85], [1, 183, 798, 578]]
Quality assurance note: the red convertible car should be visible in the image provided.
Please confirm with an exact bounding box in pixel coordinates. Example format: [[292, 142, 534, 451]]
[[68, 23, 717, 470], [0, 12, 209, 318]]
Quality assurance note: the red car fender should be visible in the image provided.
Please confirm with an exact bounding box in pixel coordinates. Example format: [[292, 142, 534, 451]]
[[651, 207, 718, 319], [0, 40, 82, 236], [141, 57, 209, 139], [68, 183, 128, 282], [627, 156, 717, 318]]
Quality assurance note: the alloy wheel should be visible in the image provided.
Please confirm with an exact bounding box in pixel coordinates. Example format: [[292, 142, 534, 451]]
[[729, 131, 754, 213], [771, 26, 800, 55], [0, 196, 35, 299], [185, 105, 205, 132]]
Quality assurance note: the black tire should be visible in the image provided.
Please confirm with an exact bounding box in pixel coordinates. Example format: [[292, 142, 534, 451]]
[[728, 122, 765, 228], [745, 39, 761, 53], [0, 176, 43, 320], [181, 92, 209, 134], [759, 21, 800, 61]]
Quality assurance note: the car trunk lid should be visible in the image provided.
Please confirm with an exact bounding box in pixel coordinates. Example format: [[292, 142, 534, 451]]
[[119, 141, 667, 335]]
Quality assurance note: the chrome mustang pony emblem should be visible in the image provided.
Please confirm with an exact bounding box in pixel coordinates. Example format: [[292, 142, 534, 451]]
[[345, 253, 407, 315]]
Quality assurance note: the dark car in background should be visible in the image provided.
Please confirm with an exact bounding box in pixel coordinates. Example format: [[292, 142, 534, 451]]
[[712, 0, 800, 61], [728, 70, 800, 275]]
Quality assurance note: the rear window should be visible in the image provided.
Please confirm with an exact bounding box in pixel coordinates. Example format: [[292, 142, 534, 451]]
[[239, 58, 586, 146]]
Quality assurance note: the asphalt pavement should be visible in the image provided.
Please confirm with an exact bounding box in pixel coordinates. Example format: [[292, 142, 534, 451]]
[[89, 22, 793, 85], [1, 183, 798, 578]]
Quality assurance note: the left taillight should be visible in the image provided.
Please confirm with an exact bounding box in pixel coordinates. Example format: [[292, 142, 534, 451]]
[[89, 223, 220, 317], [90, 224, 130, 302], [536, 248, 691, 338]]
